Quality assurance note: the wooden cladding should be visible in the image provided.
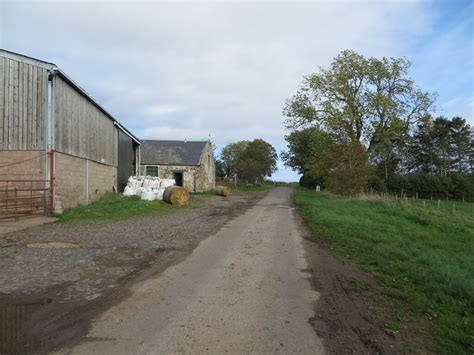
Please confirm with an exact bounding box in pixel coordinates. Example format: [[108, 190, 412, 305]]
[[54, 76, 118, 166], [0, 57, 48, 150]]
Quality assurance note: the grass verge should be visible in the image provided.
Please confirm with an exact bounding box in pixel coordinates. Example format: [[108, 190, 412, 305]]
[[293, 189, 473, 353], [56, 193, 171, 223]]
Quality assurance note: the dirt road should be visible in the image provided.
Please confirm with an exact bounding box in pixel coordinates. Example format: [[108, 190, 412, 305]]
[[57, 187, 325, 354]]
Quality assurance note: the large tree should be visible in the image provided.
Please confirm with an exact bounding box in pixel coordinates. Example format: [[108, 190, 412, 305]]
[[283, 50, 435, 153], [236, 139, 277, 183], [219, 141, 249, 178]]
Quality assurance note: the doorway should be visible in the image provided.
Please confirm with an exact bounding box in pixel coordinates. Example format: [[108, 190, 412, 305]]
[[173, 172, 183, 187]]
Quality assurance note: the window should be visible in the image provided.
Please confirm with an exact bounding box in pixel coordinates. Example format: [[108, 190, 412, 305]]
[[146, 166, 158, 177]]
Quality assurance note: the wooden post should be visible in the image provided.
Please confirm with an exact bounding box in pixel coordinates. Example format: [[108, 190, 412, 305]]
[[452, 202, 455, 216], [438, 200, 441, 210], [423, 200, 426, 209], [416, 192, 418, 200]]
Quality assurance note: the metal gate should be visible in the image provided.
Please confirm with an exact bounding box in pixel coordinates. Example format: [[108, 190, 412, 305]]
[[0, 179, 53, 220]]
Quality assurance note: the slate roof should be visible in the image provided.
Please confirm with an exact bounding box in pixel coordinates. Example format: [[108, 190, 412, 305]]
[[141, 140, 208, 166]]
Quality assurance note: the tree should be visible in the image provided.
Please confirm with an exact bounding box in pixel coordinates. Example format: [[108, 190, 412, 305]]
[[219, 141, 249, 178], [325, 141, 372, 195], [408, 115, 437, 174], [215, 159, 226, 178], [235, 139, 277, 183], [449, 117, 472, 174], [281, 127, 332, 186], [432, 117, 451, 176], [283, 50, 435, 154]]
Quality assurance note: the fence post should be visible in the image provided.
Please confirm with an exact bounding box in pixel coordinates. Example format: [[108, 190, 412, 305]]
[[438, 200, 441, 210]]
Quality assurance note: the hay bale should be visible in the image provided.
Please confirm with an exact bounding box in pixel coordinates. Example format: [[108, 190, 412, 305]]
[[163, 186, 189, 206], [216, 186, 231, 197]]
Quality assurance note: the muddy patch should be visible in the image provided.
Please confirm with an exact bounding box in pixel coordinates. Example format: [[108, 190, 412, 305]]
[[0, 295, 52, 354]]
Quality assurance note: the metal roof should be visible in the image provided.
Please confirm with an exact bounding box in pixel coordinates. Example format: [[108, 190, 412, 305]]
[[141, 140, 208, 166], [0, 49, 140, 145]]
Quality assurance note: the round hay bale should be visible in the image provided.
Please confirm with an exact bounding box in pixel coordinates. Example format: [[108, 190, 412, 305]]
[[216, 186, 231, 197], [163, 186, 189, 206]]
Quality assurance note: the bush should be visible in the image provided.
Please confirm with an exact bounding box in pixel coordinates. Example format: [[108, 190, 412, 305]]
[[299, 174, 319, 189], [382, 173, 474, 201]]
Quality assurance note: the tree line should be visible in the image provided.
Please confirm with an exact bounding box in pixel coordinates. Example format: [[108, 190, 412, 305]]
[[282, 50, 473, 200], [216, 139, 277, 184]]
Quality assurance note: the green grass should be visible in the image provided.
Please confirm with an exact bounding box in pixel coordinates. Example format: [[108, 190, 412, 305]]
[[294, 189, 474, 354], [402, 197, 473, 219], [56, 193, 171, 223]]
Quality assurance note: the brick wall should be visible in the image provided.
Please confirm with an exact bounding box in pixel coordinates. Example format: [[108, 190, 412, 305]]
[[0, 151, 46, 180], [54, 152, 117, 211]]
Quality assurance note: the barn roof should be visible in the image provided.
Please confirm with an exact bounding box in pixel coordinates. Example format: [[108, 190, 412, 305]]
[[141, 140, 208, 166]]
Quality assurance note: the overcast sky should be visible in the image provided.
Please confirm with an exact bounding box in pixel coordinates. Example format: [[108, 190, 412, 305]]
[[1, 0, 473, 181]]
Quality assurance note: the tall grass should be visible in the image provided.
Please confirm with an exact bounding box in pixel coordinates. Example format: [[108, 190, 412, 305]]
[[294, 189, 474, 353]]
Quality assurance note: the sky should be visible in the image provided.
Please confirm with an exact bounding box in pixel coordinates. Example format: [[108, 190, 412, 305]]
[[1, 0, 473, 182]]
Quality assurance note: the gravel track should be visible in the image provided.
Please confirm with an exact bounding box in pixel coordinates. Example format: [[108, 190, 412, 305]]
[[0, 192, 264, 354]]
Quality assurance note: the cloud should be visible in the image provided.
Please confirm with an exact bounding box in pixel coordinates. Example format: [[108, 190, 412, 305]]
[[145, 104, 185, 116], [2, 0, 468, 181]]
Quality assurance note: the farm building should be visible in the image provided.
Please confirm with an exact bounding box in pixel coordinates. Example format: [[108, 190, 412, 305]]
[[0, 49, 140, 215], [140, 140, 215, 192]]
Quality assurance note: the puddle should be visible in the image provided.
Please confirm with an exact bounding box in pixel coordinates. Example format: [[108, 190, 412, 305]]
[[0, 297, 52, 354], [26, 242, 80, 249]]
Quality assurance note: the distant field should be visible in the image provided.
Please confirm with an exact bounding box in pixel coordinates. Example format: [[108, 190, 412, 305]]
[[294, 189, 474, 353]]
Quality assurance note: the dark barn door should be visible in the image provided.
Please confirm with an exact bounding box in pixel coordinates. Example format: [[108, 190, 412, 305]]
[[173, 172, 183, 187], [117, 130, 136, 192]]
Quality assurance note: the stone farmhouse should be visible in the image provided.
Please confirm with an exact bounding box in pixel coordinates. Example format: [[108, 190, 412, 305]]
[[140, 140, 215, 192]]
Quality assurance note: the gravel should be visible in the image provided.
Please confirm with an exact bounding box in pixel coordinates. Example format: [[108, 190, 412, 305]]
[[0, 192, 262, 302]]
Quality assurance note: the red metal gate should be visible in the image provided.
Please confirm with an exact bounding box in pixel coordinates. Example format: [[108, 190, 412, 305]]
[[0, 179, 52, 220], [0, 150, 55, 221]]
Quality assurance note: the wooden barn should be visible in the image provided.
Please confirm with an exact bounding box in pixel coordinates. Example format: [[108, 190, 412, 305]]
[[140, 140, 215, 192], [0, 49, 140, 214]]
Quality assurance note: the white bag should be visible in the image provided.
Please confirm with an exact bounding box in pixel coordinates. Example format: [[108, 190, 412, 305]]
[[123, 185, 136, 197], [154, 188, 165, 201], [141, 189, 156, 201], [136, 187, 145, 197]]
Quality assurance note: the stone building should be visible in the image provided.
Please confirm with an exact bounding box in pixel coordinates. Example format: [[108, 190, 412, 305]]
[[0, 49, 140, 214], [140, 140, 215, 192]]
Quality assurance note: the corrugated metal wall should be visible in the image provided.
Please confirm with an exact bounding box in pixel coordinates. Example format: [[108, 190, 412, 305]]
[[54, 76, 118, 166], [0, 57, 48, 150], [117, 130, 136, 191]]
